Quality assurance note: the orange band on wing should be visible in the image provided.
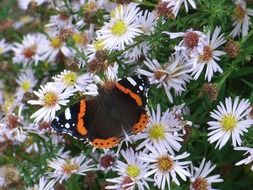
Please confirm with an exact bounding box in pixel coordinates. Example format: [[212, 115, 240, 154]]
[[92, 137, 119, 149], [115, 83, 142, 106], [132, 113, 149, 134], [77, 100, 87, 135]]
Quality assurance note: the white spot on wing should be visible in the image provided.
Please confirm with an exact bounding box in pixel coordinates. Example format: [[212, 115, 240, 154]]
[[65, 123, 70, 128], [127, 77, 137, 86], [139, 86, 143, 91], [65, 108, 71, 120]]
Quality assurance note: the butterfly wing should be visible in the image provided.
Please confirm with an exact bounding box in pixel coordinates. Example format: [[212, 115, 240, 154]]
[[51, 100, 88, 140]]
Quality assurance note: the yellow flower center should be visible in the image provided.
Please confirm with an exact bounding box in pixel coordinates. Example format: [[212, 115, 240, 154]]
[[149, 124, 166, 140], [157, 156, 173, 172], [63, 72, 77, 86], [191, 177, 209, 190], [126, 165, 140, 178], [72, 33, 88, 46], [62, 162, 79, 174], [221, 114, 237, 131], [234, 5, 246, 21], [111, 20, 127, 36], [0, 47, 4, 54], [21, 81, 31, 92], [51, 37, 62, 49], [199, 46, 213, 62], [44, 92, 58, 107], [94, 40, 105, 51]]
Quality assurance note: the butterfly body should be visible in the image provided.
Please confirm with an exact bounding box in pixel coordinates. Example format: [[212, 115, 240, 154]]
[[51, 75, 149, 148]]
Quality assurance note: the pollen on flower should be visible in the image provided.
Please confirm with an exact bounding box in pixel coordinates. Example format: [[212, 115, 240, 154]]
[[221, 114, 238, 131], [111, 20, 127, 36], [234, 4, 246, 21], [44, 92, 58, 107], [62, 162, 79, 174], [51, 37, 62, 49], [126, 165, 140, 178], [21, 81, 31, 92], [184, 32, 199, 49], [63, 72, 77, 86], [198, 46, 213, 62], [191, 177, 209, 190], [157, 156, 173, 172], [149, 124, 165, 140], [23, 46, 36, 58]]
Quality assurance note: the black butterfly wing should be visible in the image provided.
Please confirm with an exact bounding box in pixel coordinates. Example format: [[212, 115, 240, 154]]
[[84, 98, 124, 148]]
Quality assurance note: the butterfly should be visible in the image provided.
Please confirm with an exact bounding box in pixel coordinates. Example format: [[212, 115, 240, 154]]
[[51, 75, 149, 149]]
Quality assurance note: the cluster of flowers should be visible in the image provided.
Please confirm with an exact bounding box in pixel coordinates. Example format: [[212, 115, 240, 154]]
[[0, 0, 253, 189]]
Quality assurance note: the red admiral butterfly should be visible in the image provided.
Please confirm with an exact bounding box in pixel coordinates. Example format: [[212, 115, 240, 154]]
[[51, 75, 149, 149]]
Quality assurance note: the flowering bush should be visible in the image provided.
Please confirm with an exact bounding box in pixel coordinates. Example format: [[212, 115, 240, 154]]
[[0, 0, 253, 189]]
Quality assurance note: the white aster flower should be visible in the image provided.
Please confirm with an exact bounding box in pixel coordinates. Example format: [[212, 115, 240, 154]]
[[106, 148, 151, 190], [164, 0, 197, 17], [97, 3, 143, 51], [190, 26, 226, 82], [235, 147, 253, 171], [0, 39, 12, 55], [140, 144, 191, 190], [134, 104, 183, 155], [25, 176, 56, 190], [190, 158, 223, 190], [207, 97, 253, 149], [17, 0, 48, 11], [138, 54, 191, 102], [12, 33, 48, 66], [42, 29, 73, 62], [122, 10, 157, 61], [47, 154, 96, 183], [16, 68, 37, 96], [230, 0, 253, 37], [53, 70, 97, 93], [164, 29, 207, 59], [28, 82, 73, 123], [0, 114, 27, 144]]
